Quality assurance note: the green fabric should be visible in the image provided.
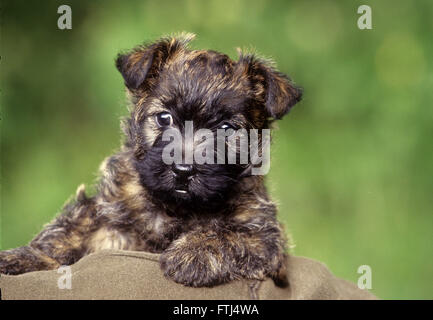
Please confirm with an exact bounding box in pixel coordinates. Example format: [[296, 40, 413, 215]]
[[0, 250, 376, 300]]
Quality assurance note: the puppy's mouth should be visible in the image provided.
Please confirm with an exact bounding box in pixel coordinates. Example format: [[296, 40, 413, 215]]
[[173, 174, 192, 195], [174, 185, 188, 194]]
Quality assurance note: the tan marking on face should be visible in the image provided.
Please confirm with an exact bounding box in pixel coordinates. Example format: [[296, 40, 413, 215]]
[[139, 98, 167, 146], [143, 97, 165, 115], [143, 120, 159, 146]]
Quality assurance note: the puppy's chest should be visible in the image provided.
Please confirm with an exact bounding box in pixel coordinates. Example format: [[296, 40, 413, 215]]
[[88, 227, 134, 251], [87, 212, 179, 253]]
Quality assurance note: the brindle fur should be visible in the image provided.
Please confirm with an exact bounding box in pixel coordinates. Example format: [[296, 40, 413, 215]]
[[0, 33, 302, 287]]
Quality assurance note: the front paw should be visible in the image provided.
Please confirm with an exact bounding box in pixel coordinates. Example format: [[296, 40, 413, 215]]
[[0, 247, 59, 275], [0, 250, 24, 275], [0, 251, 27, 275], [159, 239, 234, 287]]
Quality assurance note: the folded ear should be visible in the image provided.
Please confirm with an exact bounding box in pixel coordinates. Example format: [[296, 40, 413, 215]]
[[237, 53, 302, 119], [115, 33, 195, 93]]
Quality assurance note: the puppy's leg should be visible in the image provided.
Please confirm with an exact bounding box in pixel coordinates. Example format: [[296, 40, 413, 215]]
[[0, 246, 60, 275], [160, 216, 288, 287], [0, 190, 97, 275]]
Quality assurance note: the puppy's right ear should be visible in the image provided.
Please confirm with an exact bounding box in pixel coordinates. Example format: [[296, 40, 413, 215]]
[[116, 33, 195, 93]]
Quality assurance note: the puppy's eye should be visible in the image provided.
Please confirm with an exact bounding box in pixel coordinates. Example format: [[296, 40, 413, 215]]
[[155, 112, 173, 127], [218, 122, 238, 138], [219, 122, 235, 130]]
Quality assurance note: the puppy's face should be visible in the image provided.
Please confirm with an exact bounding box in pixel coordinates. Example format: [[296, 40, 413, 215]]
[[116, 34, 302, 206]]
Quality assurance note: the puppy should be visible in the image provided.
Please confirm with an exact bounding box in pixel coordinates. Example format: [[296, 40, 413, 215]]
[[0, 33, 302, 287]]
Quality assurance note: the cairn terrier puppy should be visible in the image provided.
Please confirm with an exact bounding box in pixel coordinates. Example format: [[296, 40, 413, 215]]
[[0, 33, 302, 288]]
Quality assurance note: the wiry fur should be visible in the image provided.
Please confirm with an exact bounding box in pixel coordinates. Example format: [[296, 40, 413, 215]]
[[0, 33, 302, 287]]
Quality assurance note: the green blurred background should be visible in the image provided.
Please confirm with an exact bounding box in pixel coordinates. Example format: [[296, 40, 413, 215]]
[[1, 0, 432, 299]]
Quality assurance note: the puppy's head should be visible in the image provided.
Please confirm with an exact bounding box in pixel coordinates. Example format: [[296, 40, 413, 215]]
[[116, 33, 302, 206]]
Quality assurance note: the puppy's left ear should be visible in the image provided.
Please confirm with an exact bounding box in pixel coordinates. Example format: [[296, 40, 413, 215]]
[[237, 53, 302, 119]]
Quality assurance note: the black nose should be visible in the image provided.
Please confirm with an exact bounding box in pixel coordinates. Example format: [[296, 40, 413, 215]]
[[172, 164, 194, 177]]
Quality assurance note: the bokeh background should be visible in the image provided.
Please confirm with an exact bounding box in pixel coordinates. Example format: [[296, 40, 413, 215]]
[[1, 0, 432, 299]]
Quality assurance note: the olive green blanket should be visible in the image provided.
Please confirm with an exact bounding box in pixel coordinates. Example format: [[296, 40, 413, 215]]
[[0, 250, 376, 300]]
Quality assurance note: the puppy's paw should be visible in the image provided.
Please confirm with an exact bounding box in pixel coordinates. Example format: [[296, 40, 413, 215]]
[[159, 238, 234, 287], [0, 247, 60, 275], [0, 257, 8, 275], [0, 250, 23, 275], [0, 251, 27, 275]]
